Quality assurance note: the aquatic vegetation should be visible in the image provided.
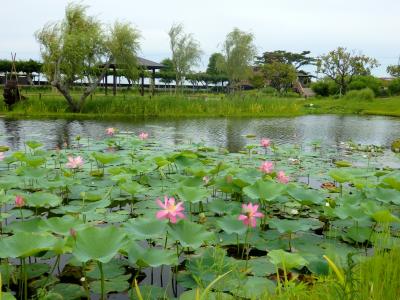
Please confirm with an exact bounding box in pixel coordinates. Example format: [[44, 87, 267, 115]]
[[0, 132, 399, 299]]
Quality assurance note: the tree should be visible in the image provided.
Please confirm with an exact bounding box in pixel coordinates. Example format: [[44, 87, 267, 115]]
[[168, 24, 202, 93], [263, 62, 297, 92], [316, 47, 379, 96], [35, 3, 140, 112], [206, 53, 225, 76], [256, 50, 315, 70], [219, 28, 257, 91], [387, 65, 400, 78], [158, 58, 175, 88]]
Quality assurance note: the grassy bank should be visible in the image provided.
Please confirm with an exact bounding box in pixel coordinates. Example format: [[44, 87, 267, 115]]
[[1, 89, 400, 118]]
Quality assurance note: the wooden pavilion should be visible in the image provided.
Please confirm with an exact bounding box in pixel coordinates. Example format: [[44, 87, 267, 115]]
[[104, 57, 164, 96]]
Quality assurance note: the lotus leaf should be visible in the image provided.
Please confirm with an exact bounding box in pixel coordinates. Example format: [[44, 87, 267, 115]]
[[268, 249, 308, 270], [27, 192, 62, 208], [123, 217, 167, 240], [0, 232, 58, 258], [72, 226, 127, 263], [169, 220, 214, 249], [243, 179, 286, 201], [175, 185, 210, 203]]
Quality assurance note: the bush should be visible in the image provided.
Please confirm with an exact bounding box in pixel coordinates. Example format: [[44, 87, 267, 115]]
[[388, 78, 400, 96], [260, 86, 278, 95], [348, 75, 383, 95], [311, 79, 338, 96], [344, 88, 375, 101]]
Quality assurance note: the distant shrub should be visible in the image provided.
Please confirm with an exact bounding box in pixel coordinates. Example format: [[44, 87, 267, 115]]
[[311, 81, 329, 96], [388, 78, 400, 96], [311, 79, 338, 96], [260, 86, 277, 95], [348, 75, 383, 95], [344, 88, 375, 101]]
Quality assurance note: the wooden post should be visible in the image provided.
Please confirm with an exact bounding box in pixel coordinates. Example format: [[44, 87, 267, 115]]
[[105, 71, 108, 95], [113, 66, 117, 96], [151, 68, 156, 96], [141, 74, 144, 96]]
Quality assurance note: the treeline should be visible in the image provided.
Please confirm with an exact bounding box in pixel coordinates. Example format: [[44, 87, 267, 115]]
[[0, 59, 42, 74]]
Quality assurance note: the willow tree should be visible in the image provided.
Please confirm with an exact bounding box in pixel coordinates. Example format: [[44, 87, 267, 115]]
[[168, 24, 202, 93], [35, 3, 140, 112], [218, 28, 257, 92]]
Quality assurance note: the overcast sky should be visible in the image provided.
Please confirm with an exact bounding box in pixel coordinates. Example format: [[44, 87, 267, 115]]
[[2, 0, 400, 76]]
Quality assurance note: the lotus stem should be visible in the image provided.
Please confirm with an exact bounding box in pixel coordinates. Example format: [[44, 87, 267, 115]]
[[97, 261, 105, 300]]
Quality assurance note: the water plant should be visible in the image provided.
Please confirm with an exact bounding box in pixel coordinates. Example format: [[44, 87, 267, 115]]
[[0, 130, 399, 299]]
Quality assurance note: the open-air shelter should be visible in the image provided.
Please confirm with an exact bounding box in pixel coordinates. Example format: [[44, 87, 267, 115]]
[[104, 57, 164, 96]]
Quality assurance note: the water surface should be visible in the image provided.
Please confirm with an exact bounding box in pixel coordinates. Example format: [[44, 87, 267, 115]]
[[1, 115, 399, 153]]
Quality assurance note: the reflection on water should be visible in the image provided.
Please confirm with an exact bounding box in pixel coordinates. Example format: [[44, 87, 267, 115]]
[[0, 115, 399, 152]]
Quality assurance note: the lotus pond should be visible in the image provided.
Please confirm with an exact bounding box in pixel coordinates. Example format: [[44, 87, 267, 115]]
[[0, 116, 399, 299]]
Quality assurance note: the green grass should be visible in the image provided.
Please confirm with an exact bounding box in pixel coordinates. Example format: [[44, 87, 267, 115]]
[[1, 88, 400, 118]]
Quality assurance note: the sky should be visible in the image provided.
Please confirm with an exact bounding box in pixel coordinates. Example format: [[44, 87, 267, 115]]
[[2, 0, 400, 76]]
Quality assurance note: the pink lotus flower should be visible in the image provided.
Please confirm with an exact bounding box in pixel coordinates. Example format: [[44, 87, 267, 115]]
[[0, 152, 5, 161], [106, 127, 115, 136], [139, 132, 149, 140], [15, 195, 25, 208], [156, 196, 185, 223], [238, 203, 264, 227], [66, 156, 84, 169], [260, 138, 271, 148], [277, 171, 289, 184], [260, 161, 274, 174], [203, 176, 210, 185]]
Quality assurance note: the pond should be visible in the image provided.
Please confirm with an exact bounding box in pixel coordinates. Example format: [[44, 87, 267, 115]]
[[1, 115, 400, 153], [0, 114, 400, 299]]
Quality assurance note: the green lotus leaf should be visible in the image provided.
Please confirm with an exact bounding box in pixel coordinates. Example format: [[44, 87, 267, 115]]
[[169, 220, 214, 249], [369, 187, 400, 205], [6, 217, 44, 233], [72, 226, 127, 263], [1, 292, 17, 300], [40, 215, 85, 235], [175, 185, 210, 203], [119, 181, 145, 195], [16, 166, 48, 178], [26, 140, 43, 150], [215, 215, 247, 235], [248, 258, 276, 276], [90, 274, 130, 294], [51, 283, 86, 300], [243, 179, 286, 201], [287, 186, 325, 205], [91, 152, 120, 165], [382, 175, 400, 191], [269, 218, 312, 234], [268, 249, 308, 270], [372, 210, 400, 223], [208, 199, 241, 215], [21, 155, 46, 168], [87, 259, 127, 279], [234, 277, 275, 299], [346, 227, 373, 243], [334, 161, 352, 167], [180, 290, 234, 300], [0, 232, 58, 258], [60, 199, 111, 214], [26, 192, 62, 208], [123, 218, 167, 240], [23, 263, 50, 279], [334, 204, 368, 221]]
